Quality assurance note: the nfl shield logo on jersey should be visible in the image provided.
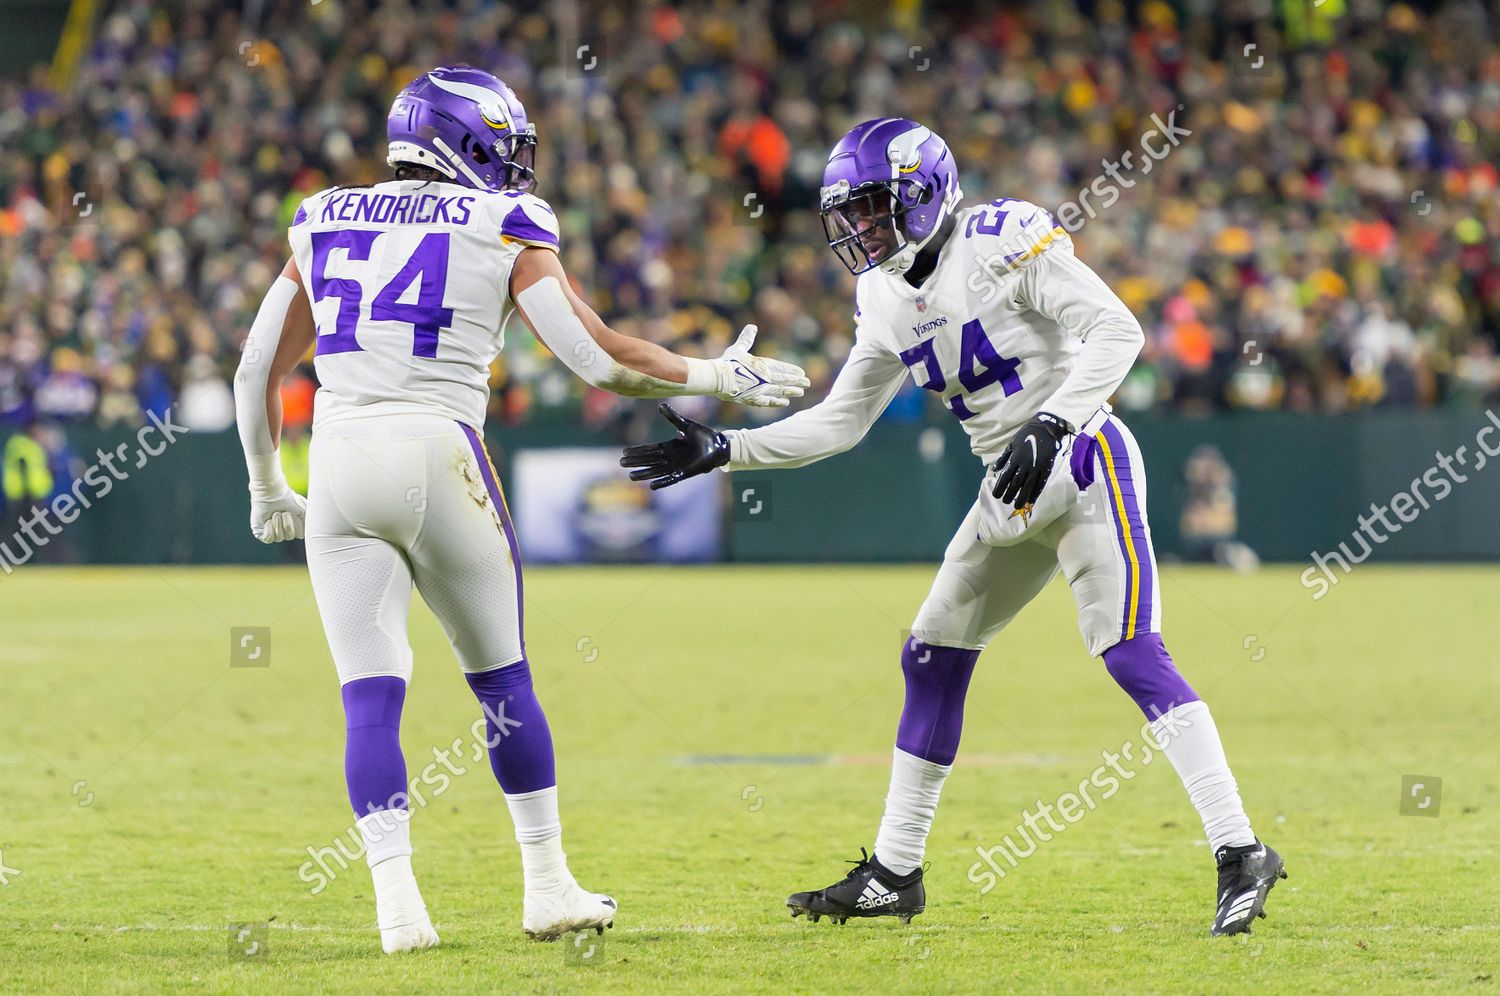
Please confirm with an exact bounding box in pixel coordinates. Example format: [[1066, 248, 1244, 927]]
[[915, 295, 927, 313]]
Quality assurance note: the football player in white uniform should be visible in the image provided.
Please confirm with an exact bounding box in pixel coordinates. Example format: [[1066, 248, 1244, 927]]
[[622, 118, 1285, 936], [233, 66, 807, 954]]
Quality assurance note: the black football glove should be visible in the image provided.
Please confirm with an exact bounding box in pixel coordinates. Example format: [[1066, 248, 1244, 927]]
[[991, 411, 1071, 508], [620, 402, 731, 490]]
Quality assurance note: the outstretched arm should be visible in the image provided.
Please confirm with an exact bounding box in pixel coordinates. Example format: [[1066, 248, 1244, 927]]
[[721, 338, 908, 469], [233, 257, 316, 543], [621, 336, 908, 488], [510, 247, 807, 407]]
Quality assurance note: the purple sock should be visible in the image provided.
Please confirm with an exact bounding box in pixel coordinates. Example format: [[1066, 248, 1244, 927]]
[[1103, 633, 1199, 719], [895, 638, 981, 766], [341, 675, 409, 817], [464, 659, 556, 794]]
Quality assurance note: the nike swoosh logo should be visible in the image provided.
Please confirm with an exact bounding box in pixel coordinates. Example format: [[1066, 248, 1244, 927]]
[[732, 361, 768, 391]]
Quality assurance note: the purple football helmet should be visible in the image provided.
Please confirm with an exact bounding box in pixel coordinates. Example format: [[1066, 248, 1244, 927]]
[[820, 118, 963, 275], [386, 66, 537, 193]]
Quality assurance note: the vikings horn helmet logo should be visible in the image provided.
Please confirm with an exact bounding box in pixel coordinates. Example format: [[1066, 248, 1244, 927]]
[[427, 73, 515, 132]]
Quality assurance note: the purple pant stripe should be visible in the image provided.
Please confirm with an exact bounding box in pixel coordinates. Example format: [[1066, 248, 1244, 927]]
[[1100, 418, 1154, 639], [1097, 427, 1137, 641], [459, 422, 526, 651]]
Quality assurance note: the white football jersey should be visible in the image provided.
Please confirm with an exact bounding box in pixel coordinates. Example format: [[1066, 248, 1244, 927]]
[[726, 197, 1143, 469], [287, 179, 560, 429]]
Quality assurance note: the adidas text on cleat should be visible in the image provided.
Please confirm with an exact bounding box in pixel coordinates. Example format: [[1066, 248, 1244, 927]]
[[787, 849, 925, 926], [1211, 839, 1287, 936]]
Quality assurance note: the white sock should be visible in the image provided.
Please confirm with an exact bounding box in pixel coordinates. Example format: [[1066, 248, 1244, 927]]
[[872, 748, 952, 877], [357, 810, 429, 930], [1149, 701, 1256, 853], [358, 808, 413, 866], [505, 786, 571, 891]]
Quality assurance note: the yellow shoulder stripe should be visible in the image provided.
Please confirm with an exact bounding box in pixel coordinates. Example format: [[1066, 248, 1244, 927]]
[[1006, 226, 1068, 271]]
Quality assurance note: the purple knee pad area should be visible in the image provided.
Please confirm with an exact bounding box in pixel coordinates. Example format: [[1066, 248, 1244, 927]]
[[341, 675, 409, 817], [895, 639, 981, 766], [464, 659, 556, 795], [1102, 633, 1199, 720]]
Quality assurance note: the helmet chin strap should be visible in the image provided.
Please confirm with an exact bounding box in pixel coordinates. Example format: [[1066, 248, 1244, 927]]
[[877, 242, 918, 275], [432, 136, 490, 189], [878, 181, 964, 276], [877, 213, 942, 276]]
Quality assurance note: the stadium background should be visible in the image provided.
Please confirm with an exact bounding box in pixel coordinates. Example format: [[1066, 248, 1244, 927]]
[[4, 3, 1500, 992], [2, 0, 1498, 566]]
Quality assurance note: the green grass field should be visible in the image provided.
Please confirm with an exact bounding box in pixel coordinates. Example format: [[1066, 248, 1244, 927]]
[[1, 563, 1496, 993]]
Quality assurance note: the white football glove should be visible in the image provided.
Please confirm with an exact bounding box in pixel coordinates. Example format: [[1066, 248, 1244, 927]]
[[709, 325, 810, 408], [249, 481, 307, 544]]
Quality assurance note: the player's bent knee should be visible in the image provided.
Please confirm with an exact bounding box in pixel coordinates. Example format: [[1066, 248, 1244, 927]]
[[910, 599, 990, 650], [463, 658, 556, 794], [909, 627, 984, 650], [1100, 633, 1199, 720], [896, 637, 981, 766], [342, 674, 407, 725], [463, 657, 533, 698]]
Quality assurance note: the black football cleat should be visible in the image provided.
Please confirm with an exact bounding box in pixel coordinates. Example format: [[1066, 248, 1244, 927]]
[[1211, 839, 1287, 936], [787, 849, 924, 925]]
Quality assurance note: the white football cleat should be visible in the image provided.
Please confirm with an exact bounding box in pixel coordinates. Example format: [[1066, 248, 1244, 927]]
[[523, 880, 618, 941], [365, 851, 439, 955], [380, 916, 440, 954]]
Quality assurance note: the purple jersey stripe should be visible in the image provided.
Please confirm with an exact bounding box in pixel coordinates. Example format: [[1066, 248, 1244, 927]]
[[459, 422, 526, 650], [1099, 418, 1153, 639], [499, 205, 558, 248]]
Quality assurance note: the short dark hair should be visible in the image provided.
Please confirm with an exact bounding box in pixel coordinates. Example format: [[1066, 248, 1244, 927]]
[[393, 163, 446, 183]]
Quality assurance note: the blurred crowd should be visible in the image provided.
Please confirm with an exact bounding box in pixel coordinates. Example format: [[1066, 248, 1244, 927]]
[[1, 0, 1498, 445]]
